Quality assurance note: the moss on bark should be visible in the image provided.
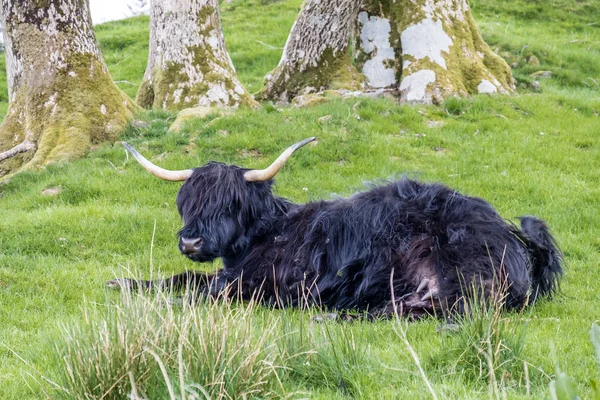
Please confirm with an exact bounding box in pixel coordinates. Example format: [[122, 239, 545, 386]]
[[0, 56, 135, 177], [259, 0, 363, 103], [136, 79, 155, 109], [259, 49, 363, 102], [260, 0, 512, 105], [0, 2, 136, 178], [136, 0, 256, 111], [389, 0, 514, 104]]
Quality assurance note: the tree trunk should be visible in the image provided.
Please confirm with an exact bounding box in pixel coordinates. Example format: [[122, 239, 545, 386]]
[[354, 1, 402, 90], [0, 0, 136, 177], [266, 0, 514, 104], [259, 0, 364, 103], [391, 0, 514, 104], [136, 0, 256, 111]]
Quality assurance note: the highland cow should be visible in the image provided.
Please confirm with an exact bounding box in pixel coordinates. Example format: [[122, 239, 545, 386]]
[[109, 138, 563, 318]]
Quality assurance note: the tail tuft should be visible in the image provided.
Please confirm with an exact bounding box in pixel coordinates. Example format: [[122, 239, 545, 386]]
[[519, 216, 563, 301]]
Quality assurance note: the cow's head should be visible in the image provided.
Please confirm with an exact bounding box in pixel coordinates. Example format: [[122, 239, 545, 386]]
[[122, 138, 315, 262]]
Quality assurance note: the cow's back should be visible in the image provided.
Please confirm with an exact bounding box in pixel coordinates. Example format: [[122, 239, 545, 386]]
[[239, 178, 532, 313]]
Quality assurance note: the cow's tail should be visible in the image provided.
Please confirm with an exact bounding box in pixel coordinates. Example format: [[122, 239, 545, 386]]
[[519, 216, 563, 301]]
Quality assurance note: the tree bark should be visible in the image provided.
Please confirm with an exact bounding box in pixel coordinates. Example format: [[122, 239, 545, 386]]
[[259, 0, 364, 103], [136, 0, 256, 111], [264, 0, 514, 104], [0, 140, 34, 162], [0, 0, 136, 177], [354, 1, 402, 90], [371, 0, 515, 104]]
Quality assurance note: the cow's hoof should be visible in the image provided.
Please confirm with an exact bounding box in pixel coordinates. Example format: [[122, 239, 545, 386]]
[[106, 278, 133, 290], [311, 312, 339, 323], [416, 277, 439, 302]]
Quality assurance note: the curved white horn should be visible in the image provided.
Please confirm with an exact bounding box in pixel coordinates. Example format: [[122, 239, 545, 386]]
[[243, 137, 316, 182], [122, 142, 193, 182]]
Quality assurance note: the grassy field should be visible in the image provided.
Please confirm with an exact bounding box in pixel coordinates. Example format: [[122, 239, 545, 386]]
[[1, 0, 600, 398]]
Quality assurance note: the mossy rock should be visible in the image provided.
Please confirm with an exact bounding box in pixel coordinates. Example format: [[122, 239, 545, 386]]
[[291, 92, 344, 108], [168, 106, 225, 133]]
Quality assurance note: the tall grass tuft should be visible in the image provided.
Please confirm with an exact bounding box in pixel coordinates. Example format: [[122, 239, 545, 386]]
[[431, 281, 529, 397], [51, 289, 288, 399], [278, 311, 371, 397], [48, 284, 374, 399]]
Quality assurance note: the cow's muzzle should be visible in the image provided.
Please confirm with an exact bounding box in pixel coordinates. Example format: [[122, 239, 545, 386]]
[[179, 237, 203, 255]]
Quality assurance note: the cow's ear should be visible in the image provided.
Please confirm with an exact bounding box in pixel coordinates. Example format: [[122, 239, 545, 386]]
[[244, 137, 316, 182]]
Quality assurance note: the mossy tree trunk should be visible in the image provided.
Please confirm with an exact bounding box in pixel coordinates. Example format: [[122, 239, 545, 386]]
[[258, 0, 364, 103], [136, 0, 256, 111], [0, 0, 136, 177], [263, 0, 514, 104], [354, 1, 402, 90], [358, 0, 515, 104]]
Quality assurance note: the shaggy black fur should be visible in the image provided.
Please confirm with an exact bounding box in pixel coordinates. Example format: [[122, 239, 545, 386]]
[[115, 162, 563, 318]]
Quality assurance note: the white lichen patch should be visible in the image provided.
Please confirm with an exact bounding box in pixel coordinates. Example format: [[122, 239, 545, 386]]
[[44, 93, 58, 109], [357, 12, 396, 88], [422, 0, 468, 23], [477, 80, 497, 94], [490, 77, 510, 94], [400, 70, 436, 103], [172, 88, 183, 104], [234, 85, 245, 95], [100, 104, 107, 115], [198, 84, 230, 107], [401, 18, 453, 69], [207, 31, 219, 49]]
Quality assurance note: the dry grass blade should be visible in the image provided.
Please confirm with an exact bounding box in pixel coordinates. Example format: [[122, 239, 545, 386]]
[[389, 269, 439, 400], [145, 347, 176, 399]]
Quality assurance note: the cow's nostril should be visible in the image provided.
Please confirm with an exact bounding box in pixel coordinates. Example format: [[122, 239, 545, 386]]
[[180, 237, 202, 254]]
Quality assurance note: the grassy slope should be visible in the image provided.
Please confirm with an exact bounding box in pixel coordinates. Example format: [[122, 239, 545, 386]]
[[0, 0, 599, 397]]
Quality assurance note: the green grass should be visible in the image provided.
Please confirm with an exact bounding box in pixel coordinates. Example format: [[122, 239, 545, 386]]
[[54, 290, 295, 399], [1, 0, 600, 398]]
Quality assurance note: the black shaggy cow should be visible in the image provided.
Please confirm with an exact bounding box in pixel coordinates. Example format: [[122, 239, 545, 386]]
[[109, 138, 563, 318]]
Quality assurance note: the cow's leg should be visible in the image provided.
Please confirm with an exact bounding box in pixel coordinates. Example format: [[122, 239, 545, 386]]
[[369, 294, 438, 320], [106, 270, 220, 294], [311, 297, 439, 322], [311, 310, 372, 323], [367, 277, 444, 320]]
